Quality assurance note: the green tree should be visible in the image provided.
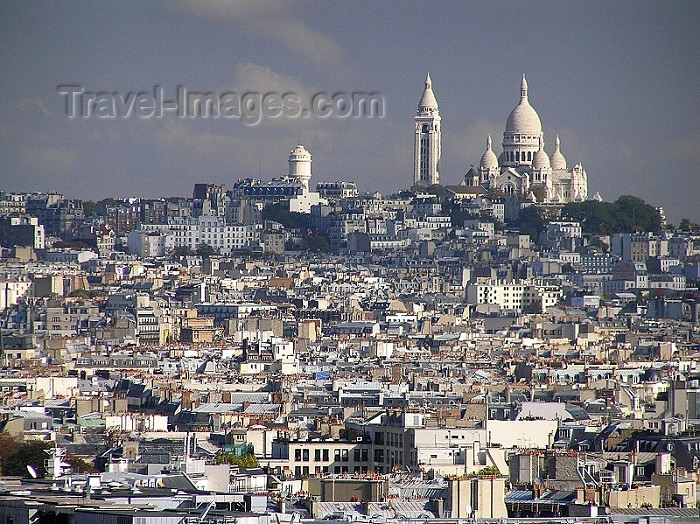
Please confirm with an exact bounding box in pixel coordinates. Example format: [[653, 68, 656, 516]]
[[525, 301, 543, 314], [261, 202, 309, 230], [304, 235, 331, 253], [215, 453, 259, 468], [468, 465, 501, 478], [82, 200, 97, 217], [679, 218, 700, 232], [0, 432, 20, 475], [2, 439, 51, 477], [65, 452, 98, 473], [285, 239, 301, 251], [562, 195, 661, 234], [515, 206, 545, 243], [196, 243, 216, 259], [171, 245, 191, 258], [69, 289, 103, 299]]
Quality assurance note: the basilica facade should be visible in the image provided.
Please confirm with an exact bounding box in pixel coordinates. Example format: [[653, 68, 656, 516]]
[[414, 75, 588, 204]]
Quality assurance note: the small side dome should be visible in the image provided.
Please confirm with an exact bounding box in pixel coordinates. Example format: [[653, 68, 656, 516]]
[[532, 138, 550, 169], [550, 135, 567, 170], [479, 135, 499, 169]]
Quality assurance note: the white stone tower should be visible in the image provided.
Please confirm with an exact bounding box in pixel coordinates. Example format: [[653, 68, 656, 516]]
[[288, 144, 312, 190], [414, 73, 441, 186]]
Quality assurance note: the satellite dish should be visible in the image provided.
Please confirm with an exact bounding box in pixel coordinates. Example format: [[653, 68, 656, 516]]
[[26, 465, 39, 479]]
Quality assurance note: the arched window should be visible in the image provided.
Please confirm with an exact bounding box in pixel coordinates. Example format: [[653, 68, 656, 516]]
[[528, 151, 532, 161]]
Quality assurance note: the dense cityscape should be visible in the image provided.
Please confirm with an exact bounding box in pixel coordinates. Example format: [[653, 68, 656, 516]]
[[1, 70, 700, 524]]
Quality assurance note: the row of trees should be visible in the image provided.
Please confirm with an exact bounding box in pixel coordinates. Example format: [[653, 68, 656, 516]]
[[561, 195, 662, 235]]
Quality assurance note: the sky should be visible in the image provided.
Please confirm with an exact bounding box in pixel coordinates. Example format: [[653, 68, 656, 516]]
[[1, 1, 699, 224]]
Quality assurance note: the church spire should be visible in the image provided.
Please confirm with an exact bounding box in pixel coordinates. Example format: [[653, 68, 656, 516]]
[[418, 73, 439, 111]]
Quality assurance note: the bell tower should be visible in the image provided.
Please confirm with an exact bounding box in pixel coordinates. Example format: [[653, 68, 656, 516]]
[[414, 74, 441, 186]]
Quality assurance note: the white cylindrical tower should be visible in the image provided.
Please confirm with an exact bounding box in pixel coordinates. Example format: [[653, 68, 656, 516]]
[[288, 144, 312, 189]]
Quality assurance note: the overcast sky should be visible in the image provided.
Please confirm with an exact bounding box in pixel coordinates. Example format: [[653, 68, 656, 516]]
[[1, 1, 698, 223]]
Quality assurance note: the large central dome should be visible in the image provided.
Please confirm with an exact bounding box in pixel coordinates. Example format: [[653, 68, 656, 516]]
[[505, 75, 542, 135]]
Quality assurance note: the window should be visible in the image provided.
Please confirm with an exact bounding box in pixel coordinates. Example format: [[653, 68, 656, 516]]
[[315, 449, 321, 461]]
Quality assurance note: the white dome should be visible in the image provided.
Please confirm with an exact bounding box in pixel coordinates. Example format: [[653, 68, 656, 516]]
[[532, 139, 550, 169], [418, 73, 439, 110], [550, 135, 567, 170], [289, 144, 311, 161], [479, 135, 498, 169], [505, 75, 542, 135]]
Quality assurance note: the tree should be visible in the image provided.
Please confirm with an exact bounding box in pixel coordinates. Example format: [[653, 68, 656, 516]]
[[679, 218, 700, 232], [410, 183, 442, 196], [562, 195, 661, 234], [304, 235, 331, 253], [285, 239, 301, 251], [215, 453, 259, 468], [65, 452, 98, 473], [82, 200, 97, 217], [196, 243, 216, 259], [171, 245, 191, 258], [0, 432, 19, 475], [261, 202, 309, 230], [525, 301, 543, 314], [468, 465, 501, 478], [515, 206, 545, 243], [2, 439, 51, 477]]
